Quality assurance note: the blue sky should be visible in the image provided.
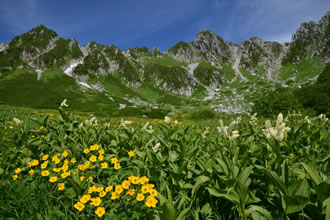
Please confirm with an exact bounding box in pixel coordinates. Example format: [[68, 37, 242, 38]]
[[0, 0, 329, 51]]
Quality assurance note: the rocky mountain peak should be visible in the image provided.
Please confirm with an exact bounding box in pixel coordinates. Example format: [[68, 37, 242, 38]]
[[0, 42, 8, 52], [319, 11, 330, 27], [248, 37, 264, 46]]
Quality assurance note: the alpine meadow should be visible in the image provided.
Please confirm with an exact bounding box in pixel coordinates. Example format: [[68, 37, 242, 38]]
[[0, 5, 329, 220]]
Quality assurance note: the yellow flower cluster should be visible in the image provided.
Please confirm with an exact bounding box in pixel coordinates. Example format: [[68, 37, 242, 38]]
[[12, 143, 158, 218]]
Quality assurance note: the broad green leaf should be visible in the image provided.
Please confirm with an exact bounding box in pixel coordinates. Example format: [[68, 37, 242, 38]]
[[177, 207, 191, 220], [238, 165, 253, 183], [234, 180, 248, 203], [159, 201, 176, 220], [288, 179, 310, 199], [323, 198, 330, 220], [315, 182, 330, 202], [281, 159, 289, 186], [283, 195, 309, 214], [245, 205, 273, 220], [302, 163, 322, 185], [200, 203, 212, 217], [215, 158, 229, 176], [206, 187, 240, 205], [255, 165, 288, 195], [192, 176, 209, 197]]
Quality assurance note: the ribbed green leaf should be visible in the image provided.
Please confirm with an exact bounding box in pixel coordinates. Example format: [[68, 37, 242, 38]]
[[323, 198, 330, 220], [255, 165, 288, 195], [159, 202, 177, 220], [192, 176, 209, 197], [284, 195, 309, 214], [302, 163, 322, 185], [245, 205, 273, 220], [206, 187, 240, 205]]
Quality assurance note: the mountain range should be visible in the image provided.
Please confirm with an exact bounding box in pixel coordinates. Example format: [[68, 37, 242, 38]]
[[0, 11, 329, 116]]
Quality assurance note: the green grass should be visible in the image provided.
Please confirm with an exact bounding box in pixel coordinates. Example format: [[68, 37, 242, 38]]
[[221, 64, 236, 81], [0, 69, 130, 116], [279, 57, 325, 81]]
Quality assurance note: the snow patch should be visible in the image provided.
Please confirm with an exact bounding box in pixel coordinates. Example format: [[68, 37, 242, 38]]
[[64, 60, 83, 77]]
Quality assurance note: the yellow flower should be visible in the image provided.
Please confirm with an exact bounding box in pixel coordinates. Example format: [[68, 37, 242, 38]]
[[80, 194, 91, 204], [12, 175, 18, 180], [111, 192, 120, 200], [40, 126, 44, 130], [80, 176, 85, 181], [98, 149, 105, 155], [146, 183, 155, 189], [62, 150, 69, 157], [53, 167, 61, 173], [95, 207, 105, 218], [128, 150, 135, 157], [115, 185, 123, 194], [111, 157, 118, 164], [61, 171, 70, 179], [98, 155, 104, 161], [41, 161, 48, 169], [83, 148, 90, 154], [58, 183, 65, 191], [145, 195, 158, 208], [74, 202, 85, 212], [90, 144, 99, 151], [61, 164, 69, 172], [70, 157, 76, 164], [15, 168, 21, 174], [32, 160, 39, 166], [64, 159, 69, 165], [126, 189, 136, 196], [114, 162, 120, 170], [89, 155, 97, 163], [90, 197, 102, 206], [99, 191, 106, 197], [52, 155, 60, 163], [101, 162, 108, 169], [78, 164, 85, 171], [139, 176, 149, 184], [146, 156, 149, 161], [41, 170, 50, 176], [88, 185, 97, 194], [42, 154, 49, 161], [121, 180, 131, 189], [105, 185, 113, 192], [32, 135, 35, 138], [96, 187, 104, 193], [129, 176, 140, 184], [9, 126, 13, 129], [136, 193, 145, 201], [149, 189, 158, 197], [29, 169, 34, 175], [87, 176, 93, 182], [141, 185, 150, 194], [49, 176, 58, 182]]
